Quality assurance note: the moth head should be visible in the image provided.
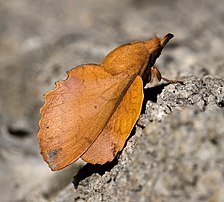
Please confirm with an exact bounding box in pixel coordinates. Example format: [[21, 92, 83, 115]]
[[144, 33, 174, 61]]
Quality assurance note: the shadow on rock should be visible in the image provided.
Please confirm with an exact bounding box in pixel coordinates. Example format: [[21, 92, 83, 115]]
[[73, 158, 118, 188], [141, 83, 169, 114]]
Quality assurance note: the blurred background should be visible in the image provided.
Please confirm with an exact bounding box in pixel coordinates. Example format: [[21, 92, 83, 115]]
[[0, 0, 224, 201]]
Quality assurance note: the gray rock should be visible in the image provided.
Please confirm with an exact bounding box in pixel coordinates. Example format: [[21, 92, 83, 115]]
[[53, 76, 224, 202]]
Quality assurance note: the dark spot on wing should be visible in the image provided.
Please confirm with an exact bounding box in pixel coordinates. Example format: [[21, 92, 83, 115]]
[[46, 148, 62, 163], [84, 137, 93, 145]]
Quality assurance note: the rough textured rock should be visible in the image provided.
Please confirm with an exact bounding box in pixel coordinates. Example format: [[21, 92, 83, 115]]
[[52, 76, 224, 202], [0, 0, 224, 201]]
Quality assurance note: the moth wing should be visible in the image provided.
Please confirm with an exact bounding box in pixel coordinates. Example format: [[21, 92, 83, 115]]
[[38, 64, 134, 170], [81, 75, 143, 164]]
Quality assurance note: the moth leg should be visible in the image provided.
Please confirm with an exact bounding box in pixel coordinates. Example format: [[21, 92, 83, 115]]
[[147, 66, 183, 87], [147, 66, 162, 87], [149, 66, 162, 83], [161, 76, 183, 84]]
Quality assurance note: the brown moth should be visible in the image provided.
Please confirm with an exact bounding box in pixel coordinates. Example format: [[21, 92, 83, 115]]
[[38, 33, 180, 171]]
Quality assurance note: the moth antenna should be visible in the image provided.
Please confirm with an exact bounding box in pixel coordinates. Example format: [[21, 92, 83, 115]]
[[160, 33, 174, 47]]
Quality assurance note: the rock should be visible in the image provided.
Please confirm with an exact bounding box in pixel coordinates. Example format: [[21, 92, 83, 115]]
[[52, 76, 224, 201]]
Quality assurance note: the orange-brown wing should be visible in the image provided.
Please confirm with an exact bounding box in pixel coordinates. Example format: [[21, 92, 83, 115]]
[[38, 64, 135, 170], [81, 75, 143, 164]]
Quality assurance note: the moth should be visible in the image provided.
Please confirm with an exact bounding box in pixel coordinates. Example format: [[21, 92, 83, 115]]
[[38, 33, 180, 170]]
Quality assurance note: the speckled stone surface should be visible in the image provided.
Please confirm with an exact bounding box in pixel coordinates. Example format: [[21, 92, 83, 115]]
[[53, 76, 224, 202]]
